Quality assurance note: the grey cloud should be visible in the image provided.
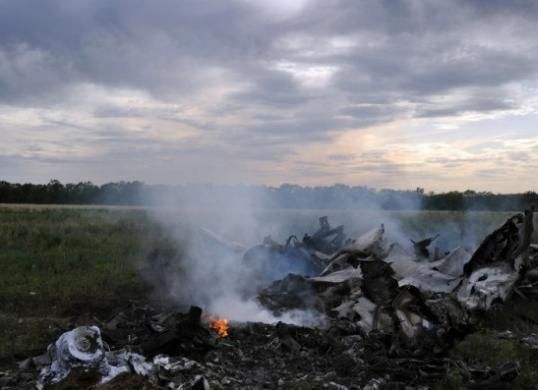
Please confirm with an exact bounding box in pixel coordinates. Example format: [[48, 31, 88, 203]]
[[339, 104, 396, 118], [505, 151, 532, 162], [350, 161, 419, 176], [474, 168, 503, 177], [2, 0, 538, 186], [0, 0, 273, 101], [465, 141, 506, 154], [416, 96, 518, 118], [3, 0, 537, 108], [93, 106, 149, 119], [325, 148, 424, 176], [426, 156, 501, 169], [93, 104, 217, 130], [328, 154, 355, 161]]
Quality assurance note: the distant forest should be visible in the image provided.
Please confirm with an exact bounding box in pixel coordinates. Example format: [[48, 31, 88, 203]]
[[0, 180, 536, 211]]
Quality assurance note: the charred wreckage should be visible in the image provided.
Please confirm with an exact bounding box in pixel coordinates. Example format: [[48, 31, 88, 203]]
[[4, 208, 538, 389]]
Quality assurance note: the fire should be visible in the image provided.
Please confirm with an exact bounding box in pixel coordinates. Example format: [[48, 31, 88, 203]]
[[207, 316, 229, 337]]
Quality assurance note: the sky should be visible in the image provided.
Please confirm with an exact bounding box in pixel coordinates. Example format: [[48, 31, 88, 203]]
[[0, 0, 537, 193]]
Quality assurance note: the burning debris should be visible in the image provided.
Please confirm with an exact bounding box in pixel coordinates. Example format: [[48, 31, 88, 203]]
[[6, 210, 538, 389], [207, 317, 229, 338]]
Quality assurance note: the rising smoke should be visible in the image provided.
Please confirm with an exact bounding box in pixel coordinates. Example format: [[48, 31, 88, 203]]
[[140, 185, 501, 325]]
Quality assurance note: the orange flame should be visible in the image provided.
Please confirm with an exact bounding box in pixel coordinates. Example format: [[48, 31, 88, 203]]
[[207, 316, 229, 337]]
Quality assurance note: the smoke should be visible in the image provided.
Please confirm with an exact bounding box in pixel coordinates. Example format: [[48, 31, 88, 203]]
[[207, 295, 321, 327], [139, 185, 502, 325], [142, 188, 316, 325]]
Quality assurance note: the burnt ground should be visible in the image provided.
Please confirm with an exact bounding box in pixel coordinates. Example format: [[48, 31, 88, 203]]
[[0, 294, 455, 389], [3, 290, 538, 389]]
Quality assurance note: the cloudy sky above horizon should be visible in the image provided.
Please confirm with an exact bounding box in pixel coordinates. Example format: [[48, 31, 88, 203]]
[[1, 0, 538, 192]]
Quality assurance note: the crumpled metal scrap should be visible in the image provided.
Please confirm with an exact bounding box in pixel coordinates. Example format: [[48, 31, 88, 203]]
[[37, 325, 208, 389], [258, 209, 535, 347]]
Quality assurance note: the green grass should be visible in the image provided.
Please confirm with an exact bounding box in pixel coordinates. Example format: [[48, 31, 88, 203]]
[[1, 208, 145, 312], [0, 207, 180, 364]]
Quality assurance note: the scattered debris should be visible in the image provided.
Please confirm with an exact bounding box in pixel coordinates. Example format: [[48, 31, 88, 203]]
[[521, 333, 538, 350], [6, 209, 537, 389], [35, 323, 211, 389], [411, 233, 440, 259]]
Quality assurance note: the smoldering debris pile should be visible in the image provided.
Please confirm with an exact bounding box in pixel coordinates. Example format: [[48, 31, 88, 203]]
[[5, 209, 538, 389], [256, 209, 537, 350], [5, 305, 525, 390]]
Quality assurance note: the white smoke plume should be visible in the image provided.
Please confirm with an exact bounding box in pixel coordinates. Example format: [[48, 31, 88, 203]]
[[140, 186, 499, 325]]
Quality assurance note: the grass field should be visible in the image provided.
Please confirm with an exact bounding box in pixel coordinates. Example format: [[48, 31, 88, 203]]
[[0, 207, 181, 363], [1, 206, 538, 388]]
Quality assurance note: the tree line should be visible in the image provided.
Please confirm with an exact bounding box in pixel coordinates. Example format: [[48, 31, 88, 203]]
[[0, 180, 536, 211]]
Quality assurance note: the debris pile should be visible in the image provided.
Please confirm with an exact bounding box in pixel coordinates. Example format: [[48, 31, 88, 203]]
[[5, 304, 458, 389], [257, 209, 536, 351], [5, 209, 538, 389], [36, 324, 211, 389]]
